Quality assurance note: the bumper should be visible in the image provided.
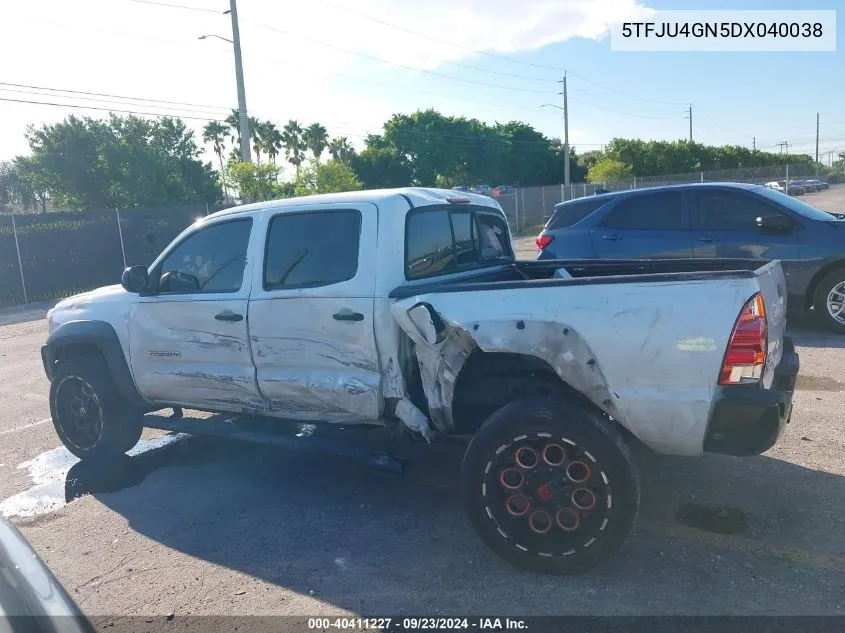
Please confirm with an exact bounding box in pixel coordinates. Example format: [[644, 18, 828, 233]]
[[703, 336, 800, 457], [41, 345, 54, 380]]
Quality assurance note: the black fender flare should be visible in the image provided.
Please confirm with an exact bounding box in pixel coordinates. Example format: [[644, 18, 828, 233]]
[[41, 320, 146, 407]]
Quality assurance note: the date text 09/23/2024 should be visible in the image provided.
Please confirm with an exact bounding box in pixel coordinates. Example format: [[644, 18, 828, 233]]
[[307, 618, 528, 630]]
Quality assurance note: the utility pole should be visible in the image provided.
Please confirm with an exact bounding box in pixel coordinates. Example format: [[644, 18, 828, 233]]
[[561, 72, 570, 187], [752, 137, 756, 152], [227, 0, 251, 162], [777, 141, 790, 155], [815, 113, 820, 165], [686, 104, 693, 142]]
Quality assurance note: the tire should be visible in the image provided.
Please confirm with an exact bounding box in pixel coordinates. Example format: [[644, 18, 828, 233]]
[[461, 395, 639, 575], [813, 270, 845, 333], [49, 355, 144, 461]]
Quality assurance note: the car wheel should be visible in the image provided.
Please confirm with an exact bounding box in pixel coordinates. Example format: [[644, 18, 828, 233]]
[[50, 355, 144, 461], [461, 395, 639, 575], [813, 270, 845, 333]]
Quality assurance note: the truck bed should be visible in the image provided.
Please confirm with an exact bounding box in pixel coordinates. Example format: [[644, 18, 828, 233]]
[[389, 258, 766, 298]]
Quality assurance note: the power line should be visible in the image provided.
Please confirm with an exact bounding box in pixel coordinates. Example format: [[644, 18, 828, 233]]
[[0, 96, 221, 122], [310, 0, 564, 75], [311, 0, 691, 108], [252, 22, 558, 96], [130, 0, 224, 15], [0, 82, 231, 113]]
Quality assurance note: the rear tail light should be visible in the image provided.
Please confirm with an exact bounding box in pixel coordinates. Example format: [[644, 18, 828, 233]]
[[536, 233, 554, 251], [719, 293, 767, 385]]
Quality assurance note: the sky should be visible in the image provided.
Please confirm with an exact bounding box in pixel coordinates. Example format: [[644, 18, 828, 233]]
[[1, 0, 843, 177]]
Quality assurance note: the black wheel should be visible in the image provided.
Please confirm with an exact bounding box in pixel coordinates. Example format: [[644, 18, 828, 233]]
[[813, 270, 845, 333], [50, 355, 144, 461], [461, 395, 639, 575]]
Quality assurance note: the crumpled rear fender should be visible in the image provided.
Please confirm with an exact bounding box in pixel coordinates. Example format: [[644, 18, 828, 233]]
[[390, 300, 617, 434]]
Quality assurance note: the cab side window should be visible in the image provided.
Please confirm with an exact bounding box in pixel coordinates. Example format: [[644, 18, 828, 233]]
[[157, 219, 252, 294]]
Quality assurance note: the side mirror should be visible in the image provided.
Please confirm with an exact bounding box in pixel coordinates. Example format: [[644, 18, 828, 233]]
[[121, 265, 149, 293], [756, 215, 795, 234]]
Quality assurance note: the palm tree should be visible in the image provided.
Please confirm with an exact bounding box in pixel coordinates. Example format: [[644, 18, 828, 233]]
[[248, 116, 263, 162], [328, 136, 354, 164], [282, 120, 307, 173], [259, 121, 283, 166], [202, 121, 229, 172], [304, 122, 329, 161], [224, 109, 241, 148]]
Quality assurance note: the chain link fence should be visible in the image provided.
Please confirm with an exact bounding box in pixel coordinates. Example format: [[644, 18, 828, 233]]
[[0, 203, 222, 307], [2, 163, 844, 307]]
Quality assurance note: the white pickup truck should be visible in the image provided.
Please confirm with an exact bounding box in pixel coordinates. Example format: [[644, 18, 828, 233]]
[[42, 187, 799, 574]]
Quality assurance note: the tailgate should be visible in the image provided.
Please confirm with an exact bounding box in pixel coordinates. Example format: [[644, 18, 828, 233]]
[[754, 260, 788, 389]]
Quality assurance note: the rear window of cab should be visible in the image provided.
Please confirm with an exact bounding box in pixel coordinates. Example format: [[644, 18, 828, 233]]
[[405, 207, 513, 280]]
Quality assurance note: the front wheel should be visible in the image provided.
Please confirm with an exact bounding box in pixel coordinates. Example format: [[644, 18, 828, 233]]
[[50, 355, 143, 461], [461, 396, 639, 575], [813, 270, 845, 333]]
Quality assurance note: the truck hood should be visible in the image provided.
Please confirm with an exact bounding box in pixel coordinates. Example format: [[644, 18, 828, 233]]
[[53, 284, 128, 310]]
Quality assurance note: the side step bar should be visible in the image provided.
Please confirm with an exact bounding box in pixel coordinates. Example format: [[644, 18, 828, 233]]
[[143, 416, 406, 475]]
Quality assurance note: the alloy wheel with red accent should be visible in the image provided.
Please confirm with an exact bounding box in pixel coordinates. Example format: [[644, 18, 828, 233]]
[[461, 395, 639, 575]]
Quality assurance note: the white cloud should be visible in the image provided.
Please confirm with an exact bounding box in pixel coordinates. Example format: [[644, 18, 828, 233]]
[[0, 0, 656, 160]]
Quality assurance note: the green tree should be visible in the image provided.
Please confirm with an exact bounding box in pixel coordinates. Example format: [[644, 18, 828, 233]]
[[202, 121, 229, 172], [293, 158, 362, 196], [20, 114, 220, 209], [350, 146, 413, 189], [282, 120, 307, 173], [303, 123, 329, 160], [586, 158, 634, 183], [225, 161, 287, 202], [328, 136, 355, 164]]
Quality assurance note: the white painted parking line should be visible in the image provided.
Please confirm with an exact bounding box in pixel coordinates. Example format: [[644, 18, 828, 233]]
[[0, 418, 52, 436]]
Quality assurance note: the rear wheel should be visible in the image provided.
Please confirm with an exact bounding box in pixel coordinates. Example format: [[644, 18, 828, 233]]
[[50, 355, 143, 461], [461, 395, 639, 575], [813, 270, 845, 333]]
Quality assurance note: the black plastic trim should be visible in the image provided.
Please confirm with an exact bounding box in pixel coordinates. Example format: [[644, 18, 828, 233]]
[[42, 320, 146, 406], [703, 336, 800, 457]]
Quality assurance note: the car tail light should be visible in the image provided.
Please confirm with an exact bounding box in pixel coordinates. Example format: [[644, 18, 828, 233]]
[[447, 197, 470, 204], [536, 233, 554, 251], [719, 293, 767, 385]]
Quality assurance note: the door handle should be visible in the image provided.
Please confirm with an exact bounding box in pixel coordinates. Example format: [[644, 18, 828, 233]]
[[215, 312, 243, 322], [333, 311, 364, 322], [696, 236, 717, 243], [601, 234, 621, 241]]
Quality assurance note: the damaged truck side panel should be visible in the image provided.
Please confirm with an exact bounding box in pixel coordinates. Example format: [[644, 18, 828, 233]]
[[392, 276, 766, 457]]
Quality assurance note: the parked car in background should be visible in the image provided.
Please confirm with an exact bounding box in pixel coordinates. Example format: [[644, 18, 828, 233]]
[[801, 179, 830, 192], [765, 181, 785, 193], [470, 184, 492, 196], [492, 185, 515, 196], [452, 185, 470, 193], [535, 182, 845, 332]]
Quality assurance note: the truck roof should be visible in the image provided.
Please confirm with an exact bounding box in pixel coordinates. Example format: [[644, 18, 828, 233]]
[[210, 187, 501, 219]]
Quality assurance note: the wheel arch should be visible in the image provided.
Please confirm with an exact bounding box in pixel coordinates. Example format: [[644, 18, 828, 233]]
[[451, 350, 615, 435], [43, 320, 146, 406], [804, 260, 845, 310]]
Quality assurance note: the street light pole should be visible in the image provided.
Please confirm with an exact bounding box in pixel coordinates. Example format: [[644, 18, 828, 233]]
[[562, 71, 569, 187], [227, 0, 251, 162]]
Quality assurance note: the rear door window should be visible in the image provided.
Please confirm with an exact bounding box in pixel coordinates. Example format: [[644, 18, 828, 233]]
[[264, 210, 361, 289], [601, 192, 686, 230], [548, 198, 608, 229]]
